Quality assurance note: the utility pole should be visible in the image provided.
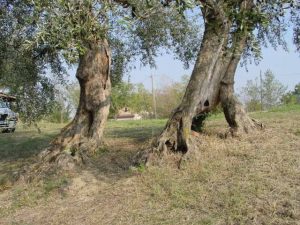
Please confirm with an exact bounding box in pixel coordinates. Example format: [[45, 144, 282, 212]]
[[260, 70, 263, 111], [150, 74, 157, 119], [61, 108, 64, 124]]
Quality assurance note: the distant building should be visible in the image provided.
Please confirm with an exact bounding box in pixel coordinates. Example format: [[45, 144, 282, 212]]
[[116, 107, 141, 120]]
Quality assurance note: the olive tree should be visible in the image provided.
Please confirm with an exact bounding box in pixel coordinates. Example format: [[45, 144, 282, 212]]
[[2, 0, 200, 170], [147, 0, 300, 160]]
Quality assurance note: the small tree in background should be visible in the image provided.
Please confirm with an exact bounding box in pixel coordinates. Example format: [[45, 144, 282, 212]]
[[282, 83, 300, 105], [110, 82, 152, 118], [110, 82, 135, 117], [156, 75, 188, 118], [130, 83, 152, 115], [241, 78, 261, 111], [263, 70, 287, 109], [241, 70, 287, 111]]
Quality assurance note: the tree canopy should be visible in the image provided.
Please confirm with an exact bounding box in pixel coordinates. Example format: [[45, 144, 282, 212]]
[[0, 0, 201, 124], [20, 0, 200, 82], [0, 1, 63, 124]]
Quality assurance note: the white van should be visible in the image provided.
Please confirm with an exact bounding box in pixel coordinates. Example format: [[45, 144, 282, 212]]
[[0, 94, 18, 133]]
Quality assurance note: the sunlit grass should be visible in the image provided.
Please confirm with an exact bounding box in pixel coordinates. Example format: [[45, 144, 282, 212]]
[[0, 105, 299, 224]]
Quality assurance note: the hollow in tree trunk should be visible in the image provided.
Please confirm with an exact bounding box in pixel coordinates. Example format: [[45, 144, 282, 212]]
[[38, 40, 111, 170]]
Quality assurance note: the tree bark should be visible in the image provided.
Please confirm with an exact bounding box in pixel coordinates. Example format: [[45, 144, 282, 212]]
[[151, 13, 232, 156], [220, 42, 263, 136], [38, 40, 111, 170], [145, 1, 263, 163]]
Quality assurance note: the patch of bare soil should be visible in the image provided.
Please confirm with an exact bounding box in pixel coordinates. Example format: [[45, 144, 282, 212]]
[[1, 112, 300, 225]]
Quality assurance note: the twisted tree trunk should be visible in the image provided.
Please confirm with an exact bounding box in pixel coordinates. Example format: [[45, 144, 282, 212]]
[[151, 14, 232, 156], [220, 40, 263, 137], [38, 40, 111, 170], [145, 1, 263, 163]]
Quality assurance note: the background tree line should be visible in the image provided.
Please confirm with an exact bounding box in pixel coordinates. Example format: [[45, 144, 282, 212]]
[[44, 70, 299, 123], [241, 70, 300, 112]]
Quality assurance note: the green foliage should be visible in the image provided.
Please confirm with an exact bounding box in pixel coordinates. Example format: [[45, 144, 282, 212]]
[[281, 82, 300, 105], [0, 0, 201, 125], [246, 1, 299, 63], [262, 70, 287, 109], [28, 0, 112, 60], [0, 1, 67, 125], [130, 4, 200, 68], [290, 1, 300, 51], [155, 75, 188, 118], [246, 99, 262, 112], [130, 83, 153, 112], [111, 82, 135, 115], [110, 82, 152, 117], [241, 69, 287, 111], [45, 101, 71, 124], [22, 0, 201, 69], [194, 1, 300, 66], [0, 47, 58, 124]]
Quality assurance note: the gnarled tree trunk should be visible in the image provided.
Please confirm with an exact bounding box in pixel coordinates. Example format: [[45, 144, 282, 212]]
[[144, 2, 263, 164], [151, 13, 232, 157], [220, 42, 263, 137], [38, 40, 111, 170]]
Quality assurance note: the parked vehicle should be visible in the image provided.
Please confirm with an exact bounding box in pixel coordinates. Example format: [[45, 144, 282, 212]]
[[0, 93, 18, 133]]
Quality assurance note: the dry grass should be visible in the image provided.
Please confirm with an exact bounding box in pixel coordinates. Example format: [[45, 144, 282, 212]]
[[0, 107, 299, 225]]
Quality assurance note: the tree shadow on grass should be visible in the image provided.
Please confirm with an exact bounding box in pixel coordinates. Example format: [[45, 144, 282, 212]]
[[105, 126, 163, 142], [0, 131, 57, 190], [0, 133, 56, 162], [0, 124, 165, 186], [88, 125, 164, 181]]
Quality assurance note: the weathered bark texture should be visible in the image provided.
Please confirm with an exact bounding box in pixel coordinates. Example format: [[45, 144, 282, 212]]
[[38, 40, 111, 170], [220, 45, 263, 137], [144, 1, 263, 164], [151, 11, 232, 157]]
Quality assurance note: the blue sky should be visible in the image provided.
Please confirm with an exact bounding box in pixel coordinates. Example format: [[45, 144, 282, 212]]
[[67, 33, 299, 94], [126, 43, 299, 93], [121, 9, 300, 94]]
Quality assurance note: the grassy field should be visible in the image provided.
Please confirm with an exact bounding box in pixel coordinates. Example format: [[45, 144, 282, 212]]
[[0, 105, 299, 225]]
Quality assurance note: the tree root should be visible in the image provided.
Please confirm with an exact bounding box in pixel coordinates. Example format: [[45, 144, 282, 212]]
[[134, 130, 203, 168], [17, 133, 104, 183], [135, 111, 264, 169], [225, 103, 265, 138]]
